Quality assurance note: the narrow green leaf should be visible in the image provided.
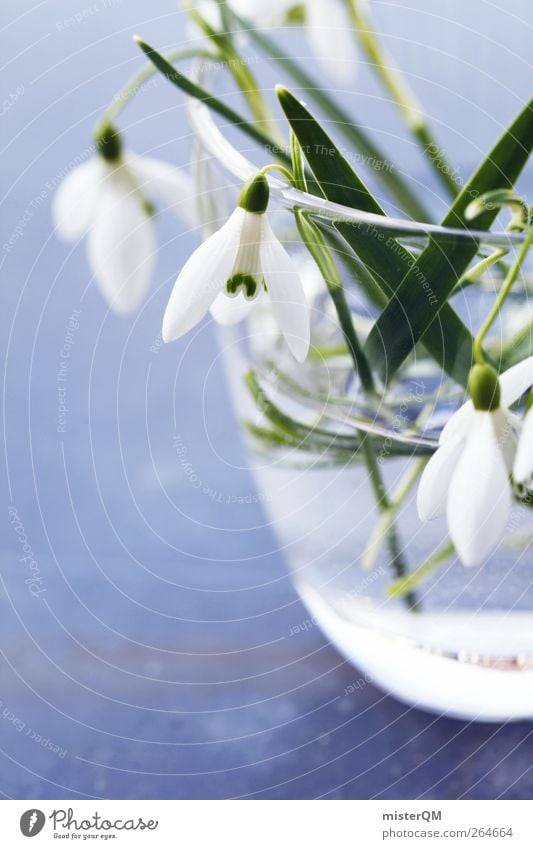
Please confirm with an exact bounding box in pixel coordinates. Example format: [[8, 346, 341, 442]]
[[366, 99, 533, 381], [232, 15, 431, 221], [134, 37, 290, 163], [277, 85, 478, 385], [499, 317, 533, 370], [388, 542, 455, 598], [320, 225, 388, 308], [246, 370, 434, 458], [295, 211, 374, 392]]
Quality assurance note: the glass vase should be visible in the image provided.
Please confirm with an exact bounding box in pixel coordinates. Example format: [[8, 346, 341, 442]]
[[189, 73, 533, 721]]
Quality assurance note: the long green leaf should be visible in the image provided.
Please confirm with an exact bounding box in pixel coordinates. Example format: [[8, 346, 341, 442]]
[[134, 37, 290, 163], [277, 85, 478, 385], [246, 371, 433, 458], [387, 542, 455, 598], [295, 212, 374, 391], [233, 15, 431, 221], [366, 99, 533, 381]]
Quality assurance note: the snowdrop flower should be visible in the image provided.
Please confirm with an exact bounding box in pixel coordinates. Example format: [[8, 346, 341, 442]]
[[299, 0, 359, 83], [417, 358, 533, 566], [162, 172, 310, 361], [53, 124, 196, 314]]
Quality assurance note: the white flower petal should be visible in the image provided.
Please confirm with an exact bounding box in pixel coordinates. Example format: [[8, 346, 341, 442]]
[[52, 157, 104, 241], [513, 407, 533, 483], [500, 355, 533, 407], [260, 218, 310, 362], [417, 437, 464, 521], [439, 399, 474, 445], [192, 0, 222, 29], [495, 408, 520, 472], [232, 210, 263, 278], [194, 153, 233, 238], [128, 154, 197, 228], [209, 291, 256, 325], [162, 207, 244, 342], [447, 411, 512, 566], [229, 0, 292, 25], [300, 255, 325, 304], [87, 175, 156, 314], [305, 0, 355, 83]]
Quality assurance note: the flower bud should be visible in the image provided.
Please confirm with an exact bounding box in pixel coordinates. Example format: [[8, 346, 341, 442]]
[[468, 363, 501, 411], [95, 123, 122, 163], [238, 174, 269, 215]]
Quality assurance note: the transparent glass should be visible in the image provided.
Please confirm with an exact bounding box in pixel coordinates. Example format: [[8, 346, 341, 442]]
[[189, 79, 533, 721]]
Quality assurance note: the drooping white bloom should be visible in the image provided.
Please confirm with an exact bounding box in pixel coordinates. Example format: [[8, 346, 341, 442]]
[[162, 173, 310, 361], [196, 0, 357, 83], [302, 0, 358, 83], [417, 358, 533, 566], [53, 126, 196, 314]]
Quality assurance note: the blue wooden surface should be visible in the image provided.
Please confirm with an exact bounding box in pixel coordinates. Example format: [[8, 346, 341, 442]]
[[1, 0, 532, 800]]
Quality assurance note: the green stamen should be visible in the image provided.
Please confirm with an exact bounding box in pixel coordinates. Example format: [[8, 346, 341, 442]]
[[226, 274, 258, 298]]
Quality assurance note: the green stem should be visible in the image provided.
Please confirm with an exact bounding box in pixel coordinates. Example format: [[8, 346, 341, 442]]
[[414, 124, 462, 198], [474, 225, 533, 365], [295, 210, 416, 607], [226, 49, 282, 141], [347, 0, 458, 199], [454, 248, 508, 293], [245, 371, 359, 448], [135, 38, 292, 166], [257, 163, 294, 182], [186, 4, 283, 141], [362, 458, 427, 571], [289, 147, 415, 604], [388, 542, 455, 599], [290, 130, 307, 193], [308, 344, 349, 361], [361, 439, 419, 611], [295, 212, 375, 393], [289, 133, 375, 392], [289, 124, 415, 606], [322, 228, 388, 308], [100, 48, 216, 128]]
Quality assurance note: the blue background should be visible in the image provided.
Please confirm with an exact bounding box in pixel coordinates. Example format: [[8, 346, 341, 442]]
[[1, 0, 533, 799]]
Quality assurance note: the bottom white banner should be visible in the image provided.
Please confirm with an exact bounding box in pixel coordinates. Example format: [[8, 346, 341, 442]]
[[1, 800, 532, 847]]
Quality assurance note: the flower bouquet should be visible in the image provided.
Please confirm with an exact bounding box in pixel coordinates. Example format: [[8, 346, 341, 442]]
[[53, 1, 533, 719]]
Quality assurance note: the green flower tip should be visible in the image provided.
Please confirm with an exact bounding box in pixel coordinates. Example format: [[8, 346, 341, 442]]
[[286, 4, 305, 24], [95, 123, 122, 163], [238, 173, 269, 215], [468, 364, 501, 411]]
